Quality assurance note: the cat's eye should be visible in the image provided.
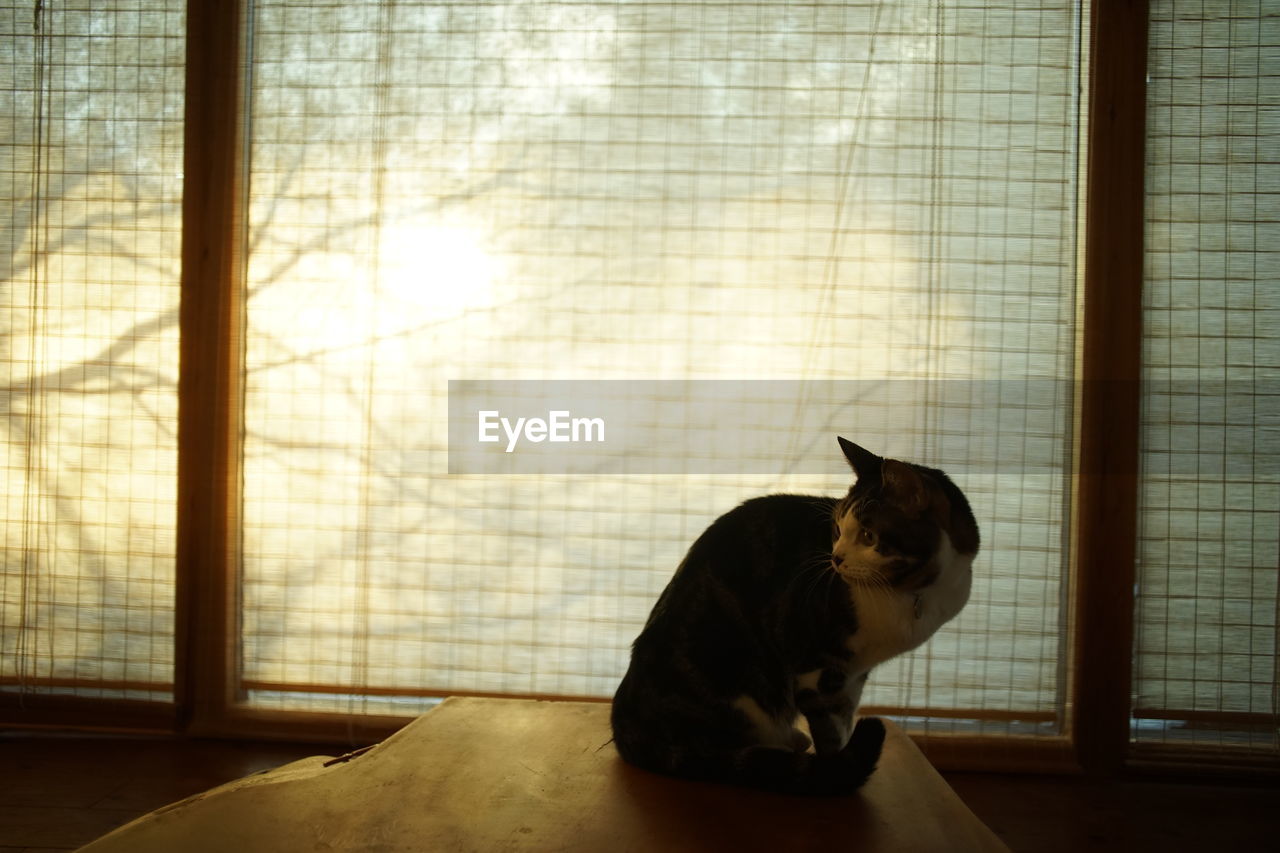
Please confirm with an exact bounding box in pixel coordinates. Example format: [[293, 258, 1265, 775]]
[[857, 527, 876, 546]]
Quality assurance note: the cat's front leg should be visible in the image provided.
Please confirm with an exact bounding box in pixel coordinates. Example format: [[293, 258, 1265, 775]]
[[796, 668, 867, 754]]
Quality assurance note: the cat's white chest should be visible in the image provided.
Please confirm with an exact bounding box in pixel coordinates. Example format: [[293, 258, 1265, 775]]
[[845, 589, 926, 670], [846, 539, 973, 671]]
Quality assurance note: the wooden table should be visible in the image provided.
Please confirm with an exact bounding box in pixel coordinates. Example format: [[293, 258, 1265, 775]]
[[81, 697, 1009, 852]]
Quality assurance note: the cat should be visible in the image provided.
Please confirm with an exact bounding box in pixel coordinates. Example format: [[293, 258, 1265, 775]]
[[611, 436, 979, 795]]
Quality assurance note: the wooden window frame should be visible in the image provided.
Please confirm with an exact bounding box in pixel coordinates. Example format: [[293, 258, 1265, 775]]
[[176, 0, 1149, 766]]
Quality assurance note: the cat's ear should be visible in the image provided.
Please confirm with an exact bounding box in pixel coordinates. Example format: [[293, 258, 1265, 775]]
[[882, 460, 931, 516], [837, 437, 881, 481]]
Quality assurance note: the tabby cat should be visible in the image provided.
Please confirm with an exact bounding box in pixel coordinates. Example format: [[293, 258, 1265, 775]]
[[611, 437, 979, 795]]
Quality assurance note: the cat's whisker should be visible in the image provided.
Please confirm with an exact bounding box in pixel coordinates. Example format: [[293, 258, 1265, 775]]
[[804, 563, 838, 607], [789, 555, 838, 609]]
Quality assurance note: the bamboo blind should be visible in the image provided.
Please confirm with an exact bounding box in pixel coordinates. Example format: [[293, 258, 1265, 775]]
[[1, 1, 185, 704], [1135, 0, 1279, 754], [236, 0, 1082, 734]]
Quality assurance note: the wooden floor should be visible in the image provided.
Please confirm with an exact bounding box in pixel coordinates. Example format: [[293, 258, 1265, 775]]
[[2, 730, 1276, 852]]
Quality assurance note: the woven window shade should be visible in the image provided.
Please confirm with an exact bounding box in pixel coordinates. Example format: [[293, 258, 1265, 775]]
[[1, 1, 185, 701], [237, 0, 1083, 732], [1136, 0, 1280, 752]]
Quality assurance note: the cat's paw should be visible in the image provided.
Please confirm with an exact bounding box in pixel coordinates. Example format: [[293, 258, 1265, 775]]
[[788, 728, 812, 752], [842, 716, 886, 763], [806, 712, 852, 755]]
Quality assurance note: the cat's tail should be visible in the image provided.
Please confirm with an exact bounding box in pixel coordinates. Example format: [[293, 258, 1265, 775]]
[[731, 716, 887, 796]]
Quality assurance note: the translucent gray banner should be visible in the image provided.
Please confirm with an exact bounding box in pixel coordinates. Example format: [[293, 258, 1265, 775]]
[[446, 379, 1277, 475]]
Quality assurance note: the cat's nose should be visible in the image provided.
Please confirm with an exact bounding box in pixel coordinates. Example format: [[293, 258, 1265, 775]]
[[832, 553, 845, 567]]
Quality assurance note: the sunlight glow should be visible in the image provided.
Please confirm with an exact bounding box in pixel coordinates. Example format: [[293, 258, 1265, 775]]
[[375, 223, 500, 324]]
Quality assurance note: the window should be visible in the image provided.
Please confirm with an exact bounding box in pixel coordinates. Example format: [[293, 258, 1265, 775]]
[[3, 0, 1276, 770], [236, 1, 1080, 737], [2, 0, 185, 709], [1135, 0, 1279, 753]]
